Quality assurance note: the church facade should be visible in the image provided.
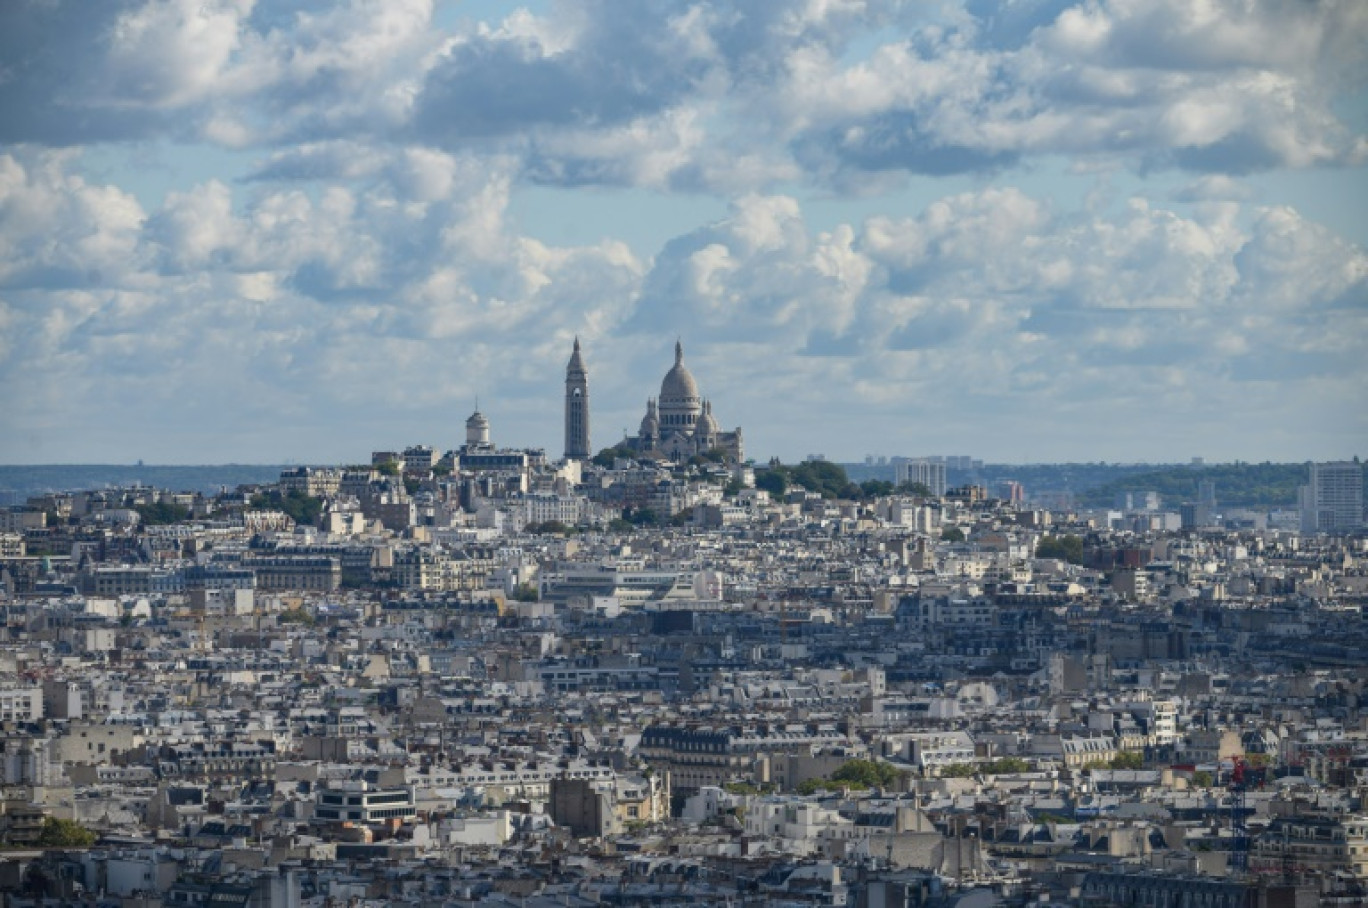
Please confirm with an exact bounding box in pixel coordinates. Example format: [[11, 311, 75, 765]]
[[563, 340, 743, 464]]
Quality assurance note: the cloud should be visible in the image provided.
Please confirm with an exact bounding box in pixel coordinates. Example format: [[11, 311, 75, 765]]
[[3, 0, 1364, 187], [0, 150, 147, 289], [0, 1, 1365, 461], [611, 181, 1365, 457]]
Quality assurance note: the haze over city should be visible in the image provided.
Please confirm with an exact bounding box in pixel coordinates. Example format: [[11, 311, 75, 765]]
[[1, 0, 1365, 465]]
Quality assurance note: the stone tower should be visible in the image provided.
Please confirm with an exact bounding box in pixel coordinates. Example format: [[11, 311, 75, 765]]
[[564, 337, 590, 459]]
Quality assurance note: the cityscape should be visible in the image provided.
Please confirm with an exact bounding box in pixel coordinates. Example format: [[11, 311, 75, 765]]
[[0, 338, 1364, 906], [2, 0, 1367, 906]]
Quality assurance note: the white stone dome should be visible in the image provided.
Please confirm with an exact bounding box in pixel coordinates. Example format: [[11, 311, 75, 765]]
[[659, 341, 699, 403]]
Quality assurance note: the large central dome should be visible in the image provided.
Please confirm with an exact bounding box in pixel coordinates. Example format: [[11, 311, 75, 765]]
[[660, 341, 699, 401], [658, 340, 702, 429]]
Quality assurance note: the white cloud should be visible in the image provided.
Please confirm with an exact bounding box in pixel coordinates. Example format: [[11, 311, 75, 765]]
[[0, 0, 1364, 461], [103, 0, 252, 109], [0, 150, 146, 289]]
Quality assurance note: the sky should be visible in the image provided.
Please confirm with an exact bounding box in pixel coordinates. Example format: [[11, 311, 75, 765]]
[[0, 0, 1365, 466]]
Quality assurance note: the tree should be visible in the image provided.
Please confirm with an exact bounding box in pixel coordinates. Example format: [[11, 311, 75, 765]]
[[1191, 770, 1213, 788], [798, 759, 908, 793], [36, 817, 96, 848], [941, 526, 966, 542], [830, 758, 905, 789], [376, 460, 400, 477], [788, 460, 851, 498], [134, 501, 190, 525], [1109, 752, 1143, 770], [593, 444, 634, 468], [1035, 534, 1084, 564], [513, 583, 540, 602], [938, 758, 1029, 778], [607, 517, 636, 533], [898, 482, 933, 497], [859, 479, 895, 498], [624, 507, 659, 526], [755, 469, 787, 498], [250, 490, 323, 526]]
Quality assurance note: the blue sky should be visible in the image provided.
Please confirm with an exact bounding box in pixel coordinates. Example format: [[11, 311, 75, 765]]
[[0, 0, 1364, 465]]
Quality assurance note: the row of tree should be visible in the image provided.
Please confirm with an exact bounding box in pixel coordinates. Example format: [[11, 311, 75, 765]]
[[755, 461, 932, 501], [796, 758, 910, 794]]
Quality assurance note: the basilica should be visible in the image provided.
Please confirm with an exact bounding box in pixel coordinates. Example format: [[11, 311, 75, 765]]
[[564, 339, 744, 463]]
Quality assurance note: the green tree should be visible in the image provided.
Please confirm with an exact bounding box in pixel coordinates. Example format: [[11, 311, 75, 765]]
[[1192, 770, 1213, 788], [607, 517, 636, 533], [755, 469, 788, 498], [938, 758, 1030, 778], [134, 501, 190, 525], [897, 482, 933, 497], [788, 460, 851, 498], [1035, 534, 1084, 564], [1109, 752, 1143, 770], [941, 526, 966, 542], [799, 759, 908, 793], [250, 489, 323, 526], [376, 460, 400, 477], [278, 608, 315, 626], [830, 758, 905, 789], [592, 444, 634, 468], [859, 479, 895, 498], [35, 817, 96, 848], [624, 507, 659, 526], [513, 583, 540, 602]]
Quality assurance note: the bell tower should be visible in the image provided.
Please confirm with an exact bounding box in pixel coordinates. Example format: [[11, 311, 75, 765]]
[[564, 337, 590, 459]]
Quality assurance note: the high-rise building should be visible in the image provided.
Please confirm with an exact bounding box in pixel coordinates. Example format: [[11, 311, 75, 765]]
[[896, 459, 946, 497], [1301, 461, 1364, 532], [564, 338, 590, 460]]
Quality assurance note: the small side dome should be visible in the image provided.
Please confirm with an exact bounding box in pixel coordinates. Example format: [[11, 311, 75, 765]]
[[639, 398, 660, 438], [695, 400, 720, 436]]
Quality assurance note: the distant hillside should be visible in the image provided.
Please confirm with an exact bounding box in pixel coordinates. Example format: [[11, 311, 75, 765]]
[[1078, 462, 1352, 510], [842, 462, 1182, 495], [0, 464, 294, 500]]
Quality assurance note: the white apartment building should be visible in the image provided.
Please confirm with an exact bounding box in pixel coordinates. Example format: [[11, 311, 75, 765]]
[[0, 687, 43, 722], [1301, 461, 1364, 532], [896, 460, 947, 497]]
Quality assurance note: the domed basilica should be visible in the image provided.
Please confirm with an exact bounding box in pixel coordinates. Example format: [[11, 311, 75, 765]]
[[564, 339, 743, 463]]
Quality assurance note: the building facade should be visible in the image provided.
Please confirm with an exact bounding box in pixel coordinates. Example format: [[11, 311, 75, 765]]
[[896, 460, 947, 497], [1301, 461, 1364, 532], [628, 341, 744, 463]]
